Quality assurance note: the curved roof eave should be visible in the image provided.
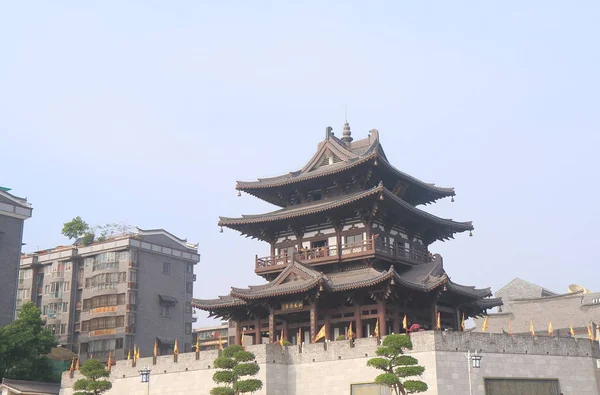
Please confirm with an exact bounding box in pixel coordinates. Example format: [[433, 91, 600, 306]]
[[219, 185, 473, 232]]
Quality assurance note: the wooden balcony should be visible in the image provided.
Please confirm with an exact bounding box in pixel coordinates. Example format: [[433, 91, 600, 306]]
[[255, 237, 433, 274]]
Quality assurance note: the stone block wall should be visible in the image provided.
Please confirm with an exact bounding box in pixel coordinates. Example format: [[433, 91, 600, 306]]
[[60, 331, 600, 395]]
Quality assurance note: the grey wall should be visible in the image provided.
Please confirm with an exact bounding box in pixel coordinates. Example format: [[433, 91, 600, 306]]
[[135, 248, 193, 355], [0, 215, 25, 327], [60, 331, 600, 395]]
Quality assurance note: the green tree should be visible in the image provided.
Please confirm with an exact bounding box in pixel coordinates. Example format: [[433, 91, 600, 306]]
[[72, 359, 112, 395], [367, 334, 428, 395], [211, 345, 262, 395], [0, 302, 58, 382], [62, 216, 90, 240]]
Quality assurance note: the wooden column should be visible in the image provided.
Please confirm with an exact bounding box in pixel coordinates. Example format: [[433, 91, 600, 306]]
[[282, 319, 289, 343], [269, 308, 275, 343], [431, 300, 438, 330], [378, 301, 387, 337], [324, 314, 331, 341], [235, 321, 242, 345], [392, 310, 401, 334], [254, 318, 261, 345], [355, 304, 363, 338], [310, 302, 317, 343], [455, 308, 462, 331]]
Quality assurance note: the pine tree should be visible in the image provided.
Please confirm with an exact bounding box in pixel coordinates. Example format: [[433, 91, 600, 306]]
[[211, 345, 262, 395], [367, 334, 428, 395], [72, 359, 112, 395]]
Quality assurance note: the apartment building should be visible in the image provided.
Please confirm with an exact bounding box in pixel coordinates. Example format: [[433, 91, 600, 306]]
[[18, 228, 200, 361], [0, 187, 32, 327]]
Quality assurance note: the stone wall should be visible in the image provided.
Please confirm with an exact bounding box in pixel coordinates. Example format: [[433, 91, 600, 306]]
[[60, 331, 600, 395]]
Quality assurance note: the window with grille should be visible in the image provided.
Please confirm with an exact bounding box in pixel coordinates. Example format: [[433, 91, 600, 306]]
[[163, 262, 171, 275]]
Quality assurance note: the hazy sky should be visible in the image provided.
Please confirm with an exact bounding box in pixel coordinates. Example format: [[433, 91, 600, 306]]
[[2, 2, 599, 327]]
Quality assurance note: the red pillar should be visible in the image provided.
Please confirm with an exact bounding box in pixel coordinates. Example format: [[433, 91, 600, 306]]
[[235, 321, 241, 345], [282, 319, 289, 343], [378, 302, 387, 337], [254, 318, 261, 345], [355, 305, 363, 338], [392, 310, 401, 334]]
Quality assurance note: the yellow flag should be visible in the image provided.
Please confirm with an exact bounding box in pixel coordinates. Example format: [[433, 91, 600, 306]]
[[195, 335, 200, 353], [174, 338, 179, 355], [508, 320, 512, 335], [570, 323, 575, 337], [481, 316, 489, 332], [127, 349, 131, 360], [548, 321, 554, 336], [154, 339, 158, 357], [403, 314, 408, 331], [374, 319, 380, 338], [347, 322, 354, 339], [136, 346, 140, 360], [530, 321, 535, 336], [436, 312, 441, 330], [314, 324, 327, 342], [297, 327, 302, 345], [75, 357, 80, 371], [107, 352, 112, 373], [218, 335, 223, 350], [241, 329, 245, 349], [460, 313, 465, 332], [279, 329, 285, 348], [587, 325, 594, 340], [596, 327, 600, 342]]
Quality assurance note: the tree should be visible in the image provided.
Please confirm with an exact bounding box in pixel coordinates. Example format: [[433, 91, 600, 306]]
[[62, 216, 90, 240], [0, 303, 58, 382], [72, 359, 112, 395], [366, 334, 428, 395], [211, 345, 262, 395]]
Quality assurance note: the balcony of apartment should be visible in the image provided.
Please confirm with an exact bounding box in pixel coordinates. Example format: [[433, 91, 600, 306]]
[[44, 291, 64, 302], [255, 236, 433, 275], [0, 200, 32, 219]]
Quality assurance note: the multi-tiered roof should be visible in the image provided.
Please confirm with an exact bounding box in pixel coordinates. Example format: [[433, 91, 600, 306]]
[[194, 124, 500, 326]]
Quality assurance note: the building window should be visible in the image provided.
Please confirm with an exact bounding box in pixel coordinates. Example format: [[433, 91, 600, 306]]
[[186, 263, 194, 274], [311, 240, 328, 249], [185, 302, 192, 314], [163, 262, 171, 275], [64, 262, 72, 271], [115, 338, 123, 349], [345, 233, 364, 245], [185, 323, 192, 334], [60, 324, 66, 334], [63, 281, 70, 293], [186, 282, 193, 294], [161, 305, 171, 318]]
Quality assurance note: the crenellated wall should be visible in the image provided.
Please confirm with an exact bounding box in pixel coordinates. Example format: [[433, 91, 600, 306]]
[[60, 331, 600, 395]]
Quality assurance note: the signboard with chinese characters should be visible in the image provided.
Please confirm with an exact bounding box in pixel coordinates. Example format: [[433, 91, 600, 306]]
[[281, 301, 304, 310]]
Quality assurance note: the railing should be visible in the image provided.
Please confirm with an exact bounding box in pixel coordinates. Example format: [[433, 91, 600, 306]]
[[0, 201, 32, 218], [255, 237, 433, 272]]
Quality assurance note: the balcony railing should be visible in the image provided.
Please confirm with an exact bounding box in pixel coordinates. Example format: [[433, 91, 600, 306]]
[[255, 237, 433, 273]]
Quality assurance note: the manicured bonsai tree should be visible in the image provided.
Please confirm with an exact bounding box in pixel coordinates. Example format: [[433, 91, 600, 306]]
[[211, 345, 262, 395], [73, 359, 112, 395], [367, 334, 427, 395]]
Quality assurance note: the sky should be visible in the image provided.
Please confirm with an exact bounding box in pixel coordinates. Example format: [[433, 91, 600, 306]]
[[1, 2, 599, 327]]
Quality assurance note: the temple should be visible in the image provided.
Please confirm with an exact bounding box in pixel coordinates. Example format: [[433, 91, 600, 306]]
[[193, 123, 501, 345]]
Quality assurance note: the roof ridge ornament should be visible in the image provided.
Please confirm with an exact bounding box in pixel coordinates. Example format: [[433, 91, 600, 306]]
[[325, 126, 333, 140], [341, 121, 353, 144]]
